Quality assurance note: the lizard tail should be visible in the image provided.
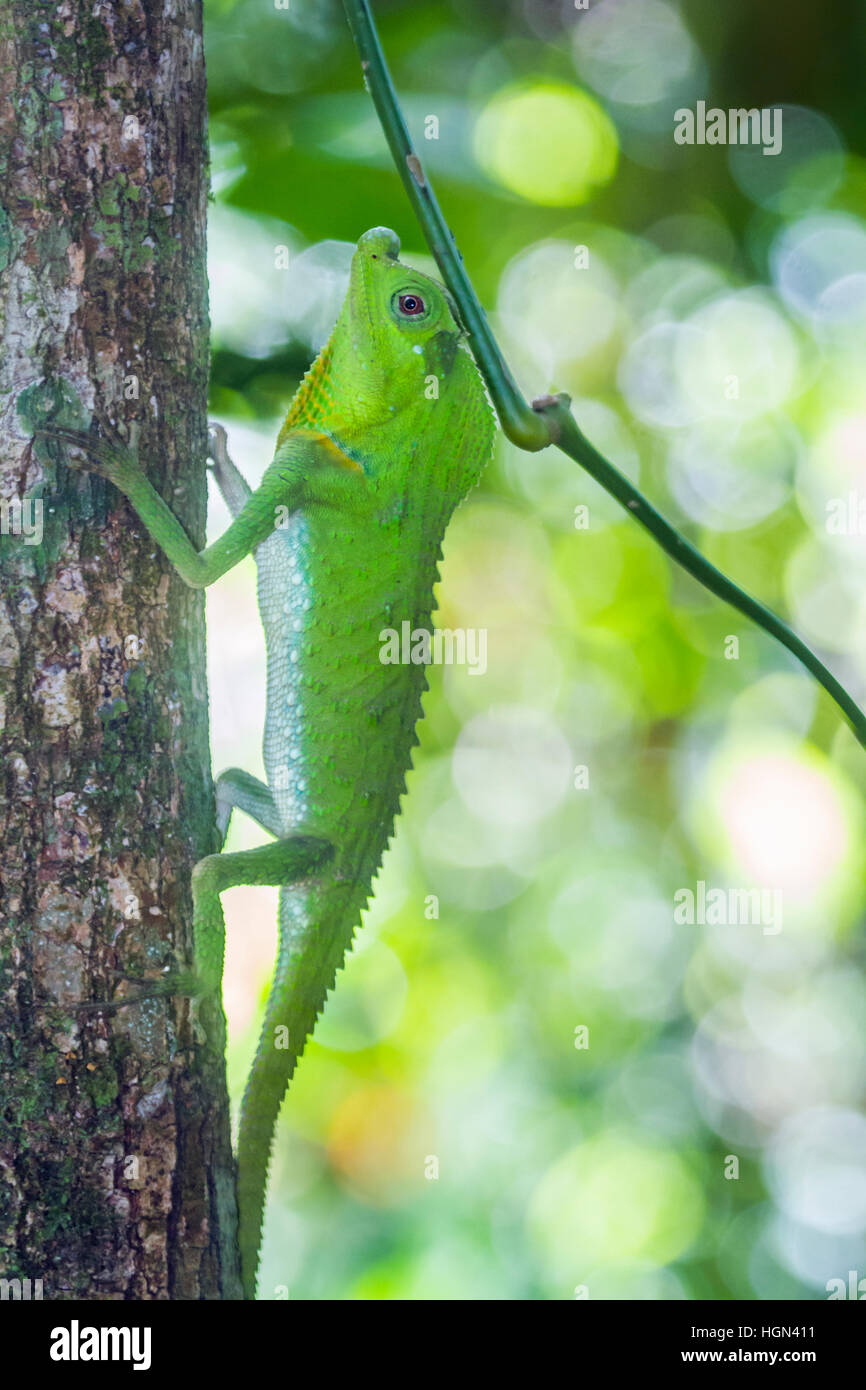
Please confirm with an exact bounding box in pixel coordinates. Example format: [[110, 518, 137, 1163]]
[[236, 885, 353, 1299]]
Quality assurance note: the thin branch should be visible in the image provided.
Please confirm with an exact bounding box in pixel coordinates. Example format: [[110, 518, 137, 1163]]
[[343, 0, 547, 450], [342, 0, 866, 753]]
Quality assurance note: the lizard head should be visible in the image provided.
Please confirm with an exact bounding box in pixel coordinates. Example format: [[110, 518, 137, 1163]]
[[341, 226, 468, 417], [280, 226, 495, 506]]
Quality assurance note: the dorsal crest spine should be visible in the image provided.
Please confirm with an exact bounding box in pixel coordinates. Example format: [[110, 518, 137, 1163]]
[[277, 340, 335, 446]]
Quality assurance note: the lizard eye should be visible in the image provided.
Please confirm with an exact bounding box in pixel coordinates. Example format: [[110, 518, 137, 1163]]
[[395, 292, 427, 318]]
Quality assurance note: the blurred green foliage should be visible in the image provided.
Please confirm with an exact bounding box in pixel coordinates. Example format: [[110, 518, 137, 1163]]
[[203, 0, 866, 1300]]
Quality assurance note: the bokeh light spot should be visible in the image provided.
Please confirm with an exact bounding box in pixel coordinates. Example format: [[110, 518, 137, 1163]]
[[703, 745, 856, 896], [573, 0, 697, 109], [529, 1135, 704, 1275], [729, 106, 845, 216], [474, 81, 618, 206]]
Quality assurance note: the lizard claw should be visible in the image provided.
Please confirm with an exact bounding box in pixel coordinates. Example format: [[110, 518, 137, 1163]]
[[73, 969, 203, 1013], [35, 421, 137, 484], [207, 421, 229, 469]]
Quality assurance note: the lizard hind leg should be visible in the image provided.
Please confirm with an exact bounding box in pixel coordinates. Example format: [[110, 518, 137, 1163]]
[[190, 834, 334, 1000], [71, 794, 306, 1019], [189, 835, 339, 1283], [214, 767, 282, 846]]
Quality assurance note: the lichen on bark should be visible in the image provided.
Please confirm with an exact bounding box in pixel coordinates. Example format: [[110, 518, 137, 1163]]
[[0, 0, 241, 1298]]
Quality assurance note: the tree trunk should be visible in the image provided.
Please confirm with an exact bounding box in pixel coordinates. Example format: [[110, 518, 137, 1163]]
[[0, 0, 241, 1298]]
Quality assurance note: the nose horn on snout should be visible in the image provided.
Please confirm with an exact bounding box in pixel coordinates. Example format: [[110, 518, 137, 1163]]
[[357, 227, 401, 260]]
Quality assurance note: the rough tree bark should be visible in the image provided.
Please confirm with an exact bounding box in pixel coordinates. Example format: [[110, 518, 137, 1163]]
[[0, 0, 241, 1298]]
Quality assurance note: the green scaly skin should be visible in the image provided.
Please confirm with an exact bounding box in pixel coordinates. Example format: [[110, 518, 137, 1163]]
[[37, 228, 495, 1298]]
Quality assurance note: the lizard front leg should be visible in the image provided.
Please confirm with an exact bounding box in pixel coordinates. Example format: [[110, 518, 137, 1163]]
[[207, 422, 252, 518], [34, 422, 307, 589]]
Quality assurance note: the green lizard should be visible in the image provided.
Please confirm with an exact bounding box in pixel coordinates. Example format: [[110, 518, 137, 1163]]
[[39, 227, 495, 1299]]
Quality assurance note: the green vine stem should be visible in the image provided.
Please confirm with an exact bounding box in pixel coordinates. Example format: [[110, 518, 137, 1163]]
[[342, 0, 866, 753]]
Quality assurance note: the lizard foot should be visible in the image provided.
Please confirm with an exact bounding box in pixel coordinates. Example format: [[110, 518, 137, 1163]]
[[35, 421, 139, 486], [206, 421, 229, 469], [73, 969, 204, 1014]]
